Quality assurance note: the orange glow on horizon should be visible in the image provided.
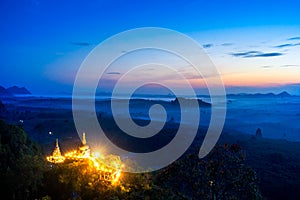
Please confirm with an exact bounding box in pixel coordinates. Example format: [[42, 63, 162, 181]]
[[220, 70, 300, 87]]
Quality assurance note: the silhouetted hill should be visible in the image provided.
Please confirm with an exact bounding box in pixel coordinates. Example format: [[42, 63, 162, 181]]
[[171, 97, 211, 107], [0, 86, 13, 97], [7, 86, 31, 95], [227, 91, 292, 98], [277, 91, 291, 97]]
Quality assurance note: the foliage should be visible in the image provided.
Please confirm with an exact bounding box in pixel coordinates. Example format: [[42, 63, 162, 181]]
[[0, 120, 47, 200], [43, 144, 262, 199], [0, 100, 6, 112], [44, 160, 178, 200], [154, 144, 263, 200], [0, 120, 263, 199]]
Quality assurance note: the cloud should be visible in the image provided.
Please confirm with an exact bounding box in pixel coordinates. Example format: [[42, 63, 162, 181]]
[[274, 43, 300, 48], [287, 37, 300, 41], [106, 72, 121, 75], [281, 64, 300, 67], [202, 44, 213, 48], [231, 51, 260, 57], [274, 43, 294, 48], [221, 43, 234, 46], [261, 65, 274, 68], [70, 42, 92, 46], [231, 51, 283, 58]]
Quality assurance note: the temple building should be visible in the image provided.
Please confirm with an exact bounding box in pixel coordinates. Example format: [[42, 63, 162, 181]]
[[46, 139, 65, 163], [46, 132, 123, 183], [64, 132, 91, 159]]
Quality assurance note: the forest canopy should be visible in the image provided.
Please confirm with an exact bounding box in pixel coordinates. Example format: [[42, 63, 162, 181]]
[[0, 120, 262, 200]]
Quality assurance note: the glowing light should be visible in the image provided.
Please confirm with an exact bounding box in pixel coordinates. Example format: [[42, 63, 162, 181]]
[[46, 133, 123, 183], [46, 139, 65, 163]]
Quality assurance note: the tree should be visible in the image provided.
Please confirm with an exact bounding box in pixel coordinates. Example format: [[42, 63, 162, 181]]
[[44, 159, 176, 200], [155, 144, 262, 200], [0, 100, 6, 113], [43, 143, 262, 199], [256, 128, 262, 138], [0, 120, 47, 199]]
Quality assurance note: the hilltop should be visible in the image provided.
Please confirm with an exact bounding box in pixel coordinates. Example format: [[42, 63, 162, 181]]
[[227, 91, 293, 98], [0, 86, 13, 97], [7, 86, 31, 95], [0, 85, 31, 97]]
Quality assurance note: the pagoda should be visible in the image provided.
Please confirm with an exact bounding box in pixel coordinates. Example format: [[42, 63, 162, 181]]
[[64, 132, 91, 159], [46, 139, 65, 163], [46, 132, 123, 183]]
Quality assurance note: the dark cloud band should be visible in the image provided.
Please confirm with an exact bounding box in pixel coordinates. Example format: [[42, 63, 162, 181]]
[[231, 51, 283, 58], [70, 42, 92, 46]]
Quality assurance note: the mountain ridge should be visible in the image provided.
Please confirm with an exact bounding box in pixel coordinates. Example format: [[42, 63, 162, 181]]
[[227, 91, 293, 97], [7, 86, 31, 95], [0, 85, 31, 97]]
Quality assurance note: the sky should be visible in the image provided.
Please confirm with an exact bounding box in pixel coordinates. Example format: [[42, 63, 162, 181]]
[[0, 0, 300, 95]]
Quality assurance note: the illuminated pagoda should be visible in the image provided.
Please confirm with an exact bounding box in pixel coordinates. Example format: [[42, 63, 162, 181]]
[[46, 138, 65, 163], [46, 132, 123, 183], [64, 132, 90, 159]]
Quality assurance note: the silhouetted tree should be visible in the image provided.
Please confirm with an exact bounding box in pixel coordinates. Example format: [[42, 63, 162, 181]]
[[0, 100, 6, 112], [155, 144, 262, 199], [256, 128, 262, 138]]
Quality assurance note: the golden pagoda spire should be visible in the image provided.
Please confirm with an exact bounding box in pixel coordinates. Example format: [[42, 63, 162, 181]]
[[77, 132, 90, 158], [47, 138, 65, 163], [82, 132, 86, 145], [56, 138, 59, 148], [53, 138, 62, 157]]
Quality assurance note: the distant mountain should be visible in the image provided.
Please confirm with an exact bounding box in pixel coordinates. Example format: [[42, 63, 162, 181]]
[[277, 91, 291, 97], [0, 86, 13, 97], [7, 86, 31, 95], [227, 91, 292, 98], [171, 97, 211, 107]]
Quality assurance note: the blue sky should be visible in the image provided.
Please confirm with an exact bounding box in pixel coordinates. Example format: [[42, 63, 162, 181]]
[[1, 0, 300, 94]]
